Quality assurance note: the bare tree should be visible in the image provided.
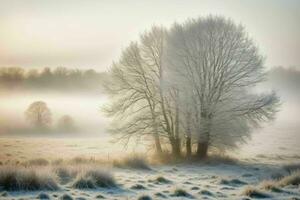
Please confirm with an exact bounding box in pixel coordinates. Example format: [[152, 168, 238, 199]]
[[103, 27, 165, 154], [25, 101, 52, 129], [165, 16, 279, 158], [104, 26, 188, 156]]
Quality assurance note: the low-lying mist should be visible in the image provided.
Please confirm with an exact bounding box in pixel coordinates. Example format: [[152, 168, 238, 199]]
[[0, 66, 299, 158], [0, 91, 109, 137]]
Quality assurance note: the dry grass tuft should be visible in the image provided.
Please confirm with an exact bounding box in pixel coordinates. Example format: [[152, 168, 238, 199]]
[[241, 186, 270, 198], [260, 180, 282, 192], [53, 166, 79, 182], [0, 166, 59, 191], [71, 174, 96, 189], [85, 169, 116, 188], [113, 155, 150, 170], [71, 168, 116, 189], [278, 170, 300, 187]]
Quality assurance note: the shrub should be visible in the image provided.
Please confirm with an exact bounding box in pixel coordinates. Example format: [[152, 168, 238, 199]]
[[0, 166, 59, 191]]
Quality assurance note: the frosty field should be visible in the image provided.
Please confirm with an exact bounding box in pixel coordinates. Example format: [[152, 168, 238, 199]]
[[0, 136, 300, 200], [0, 1, 300, 199]]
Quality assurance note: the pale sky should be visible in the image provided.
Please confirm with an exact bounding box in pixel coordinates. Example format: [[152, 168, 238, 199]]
[[0, 0, 299, 71]]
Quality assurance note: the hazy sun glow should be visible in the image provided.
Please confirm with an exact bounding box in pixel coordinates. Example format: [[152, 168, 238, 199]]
[[0, 0, 299, 70]]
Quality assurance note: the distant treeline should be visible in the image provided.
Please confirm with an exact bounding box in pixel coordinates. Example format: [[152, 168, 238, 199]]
[[0, 67, 107, 92]]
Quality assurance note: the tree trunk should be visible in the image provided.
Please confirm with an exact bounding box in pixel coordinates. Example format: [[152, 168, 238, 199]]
[[172, 138, 181, 158], [196, 141, 208, 159], [186, 136, 191, 158], [185, 113, 192, 158], [154, 133, 163, 154]]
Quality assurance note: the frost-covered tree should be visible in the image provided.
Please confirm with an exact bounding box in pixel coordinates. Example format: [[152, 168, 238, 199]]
[[103, 26, 167, 154], [164, 16, 279, 158], [104, 26, 188, 156], [25, 101, 52, 129]]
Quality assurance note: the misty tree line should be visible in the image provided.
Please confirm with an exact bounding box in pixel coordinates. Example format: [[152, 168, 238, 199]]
[[0, 67, 106, 92], [103, 16, 280, 159], [25, 101, 76, 133]]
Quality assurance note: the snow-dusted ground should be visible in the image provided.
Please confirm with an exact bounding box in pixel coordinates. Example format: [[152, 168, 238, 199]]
[[0, 162, 299, 200], [0, 137, 300, 200]]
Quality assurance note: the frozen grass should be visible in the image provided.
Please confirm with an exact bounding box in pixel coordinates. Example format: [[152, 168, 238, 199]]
[[71, 168, 116, 189], [85, 169, 116, 188], [72, 174, 96, 189], [260, 180, 283, 192], [0, 165, 59, 191], [278, 170, 300, 186], [152, 153, 239, 165], [113, 155, 151, 170], [241, 186, 271, 198], [53, 166, 79, 182]]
